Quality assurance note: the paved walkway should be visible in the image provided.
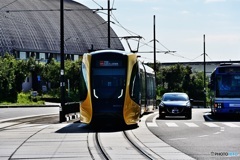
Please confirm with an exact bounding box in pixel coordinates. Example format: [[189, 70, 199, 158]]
[[0, 111, 194, 160]]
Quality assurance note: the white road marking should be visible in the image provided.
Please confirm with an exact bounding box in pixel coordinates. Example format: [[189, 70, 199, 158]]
[[166, 122, 178, 127], [185, 123, 199, 127], [203, 123, 220, 127], [198, 135, 209, 138], [147, 122, 158, 127], [222, 123, 240, 128], [220, 127, 225, 132]]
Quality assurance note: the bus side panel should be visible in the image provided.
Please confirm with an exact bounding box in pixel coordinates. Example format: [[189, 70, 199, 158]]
[[80, 54, 93, 124], [212, 98, 240, 114], [123, 54, 141, 125]]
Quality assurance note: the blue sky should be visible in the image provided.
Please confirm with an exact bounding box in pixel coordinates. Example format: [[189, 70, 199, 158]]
[[75, 0, 240, 63]]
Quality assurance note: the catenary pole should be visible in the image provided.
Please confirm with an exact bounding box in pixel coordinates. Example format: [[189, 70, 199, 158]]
[[153, 15, 156, 75], [203, 34, 206, 108], [60, 0, 65, 122], [153, 15, 157, 108], [108, 0, 110, 48]]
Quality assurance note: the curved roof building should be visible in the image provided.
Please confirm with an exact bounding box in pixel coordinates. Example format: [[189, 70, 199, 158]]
[[0, 0, 124, 57]]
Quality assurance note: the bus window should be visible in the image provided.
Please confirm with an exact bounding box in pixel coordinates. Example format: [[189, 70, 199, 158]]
[[216, 74, 240, 97]]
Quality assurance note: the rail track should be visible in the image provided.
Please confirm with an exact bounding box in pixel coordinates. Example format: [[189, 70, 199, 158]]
[[87, 125, 162, 160], [1, 114, 164, 159]]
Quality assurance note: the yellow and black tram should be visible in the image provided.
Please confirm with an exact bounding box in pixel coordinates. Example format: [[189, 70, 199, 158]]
[[79, 50, 156, 125]]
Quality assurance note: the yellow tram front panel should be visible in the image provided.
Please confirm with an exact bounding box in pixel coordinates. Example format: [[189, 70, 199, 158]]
[[80, 54, 93, 124], [123, 54, 141, 125]]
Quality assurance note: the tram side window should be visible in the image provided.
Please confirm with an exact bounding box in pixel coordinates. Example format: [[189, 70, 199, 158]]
[[129, 63, 140, 104], [146, 75, 154, 99], [79, 63, 88, 101], [140, 69, 146, 101]]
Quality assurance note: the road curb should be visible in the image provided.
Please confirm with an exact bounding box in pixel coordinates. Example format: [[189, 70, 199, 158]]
[[132, 112, 195, 160]]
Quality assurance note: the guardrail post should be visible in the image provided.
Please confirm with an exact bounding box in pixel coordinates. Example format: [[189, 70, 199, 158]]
[[59, 104, 66, 123]]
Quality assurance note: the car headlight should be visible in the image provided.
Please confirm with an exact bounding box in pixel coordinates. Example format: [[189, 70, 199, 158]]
[[159, 102, 164, 108], [186, 101, 191, 107]]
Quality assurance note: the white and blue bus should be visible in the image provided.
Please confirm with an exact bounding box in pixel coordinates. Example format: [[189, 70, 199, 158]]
[[209, 64, 240, 115]]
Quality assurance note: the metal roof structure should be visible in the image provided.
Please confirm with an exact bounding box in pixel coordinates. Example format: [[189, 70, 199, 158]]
[[0, 0, 124, 55]]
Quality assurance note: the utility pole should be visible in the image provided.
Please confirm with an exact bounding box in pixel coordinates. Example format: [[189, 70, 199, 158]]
[[97, 0, 115, 48], [60, 0, 65, 122], [203, 34, 206, 108], [108, 0, 110, 48], [153, 15, 157, 109], [153, 15, 156, 75]]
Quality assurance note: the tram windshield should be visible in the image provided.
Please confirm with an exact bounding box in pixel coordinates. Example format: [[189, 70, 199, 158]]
[[91, 67, 126, 99]]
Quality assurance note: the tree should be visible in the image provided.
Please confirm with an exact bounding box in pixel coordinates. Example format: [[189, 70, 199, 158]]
[[41, 58, 60, 90], [14, 60, 28, 93], [163, 64, 186, 92], [188, 72, 205, 101], [65, 59, 81, 93], [0, 54, 28, 102], [157, 64, 207, 101]]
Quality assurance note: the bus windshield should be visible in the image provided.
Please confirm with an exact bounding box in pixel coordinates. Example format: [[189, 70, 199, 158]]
[[216, 74, 240, 97]]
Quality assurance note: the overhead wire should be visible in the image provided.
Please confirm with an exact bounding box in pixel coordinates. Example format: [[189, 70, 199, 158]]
[[91, 0, 103, 9], [110, 12, 138, 36], [110, 11, 188, 59], [91, 0, 193, 61], [189, 54, 203, 62], [206, 54, 212, 61]]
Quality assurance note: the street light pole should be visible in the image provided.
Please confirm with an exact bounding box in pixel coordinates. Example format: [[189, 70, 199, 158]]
[[60, 0, 65, 122]]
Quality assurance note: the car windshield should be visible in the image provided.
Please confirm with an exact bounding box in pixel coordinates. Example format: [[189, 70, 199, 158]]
[[163, 93, 188, 101]]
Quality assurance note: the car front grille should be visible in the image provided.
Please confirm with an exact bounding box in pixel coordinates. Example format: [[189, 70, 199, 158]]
[[166, 106, 184, 114]]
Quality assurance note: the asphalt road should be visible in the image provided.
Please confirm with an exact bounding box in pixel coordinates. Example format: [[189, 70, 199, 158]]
[[146, 108, 240, 160], [0, 107, 59, 122]]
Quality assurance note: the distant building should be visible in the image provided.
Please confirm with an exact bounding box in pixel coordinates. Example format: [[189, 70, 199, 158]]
[[0, 0, 124, 91], [160, 60, 240, 76]]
